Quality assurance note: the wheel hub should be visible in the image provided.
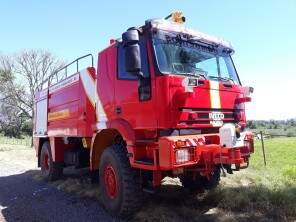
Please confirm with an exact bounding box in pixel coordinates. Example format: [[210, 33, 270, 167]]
[[104, 164, 118, 199]]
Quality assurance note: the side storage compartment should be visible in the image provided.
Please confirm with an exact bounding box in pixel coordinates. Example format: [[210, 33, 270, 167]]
[[34, 90, 48, 136], [47, 67, 96, 137]]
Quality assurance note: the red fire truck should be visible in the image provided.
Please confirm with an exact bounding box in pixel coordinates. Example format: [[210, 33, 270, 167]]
[[33, 12, 254, 217]]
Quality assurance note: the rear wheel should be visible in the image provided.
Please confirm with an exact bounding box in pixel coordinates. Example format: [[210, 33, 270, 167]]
[[40, 141, 63, 181], [180, 167, 221, 191], [99, 144, 143, 218]]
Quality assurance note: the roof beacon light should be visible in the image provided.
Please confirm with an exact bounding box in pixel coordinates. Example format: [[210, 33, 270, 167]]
[[165, 11, 185, 24]]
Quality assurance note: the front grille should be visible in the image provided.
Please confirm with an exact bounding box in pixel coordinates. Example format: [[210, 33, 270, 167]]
[[179, 107, 239, 126], [179, 107, 241, 113]]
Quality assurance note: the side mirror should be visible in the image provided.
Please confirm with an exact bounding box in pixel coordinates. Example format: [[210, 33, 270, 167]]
[[243, 86, 254, 96], [122, 28, 143, 77]]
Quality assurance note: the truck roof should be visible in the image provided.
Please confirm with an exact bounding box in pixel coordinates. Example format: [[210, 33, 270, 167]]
[[148, 19, 234, 52]]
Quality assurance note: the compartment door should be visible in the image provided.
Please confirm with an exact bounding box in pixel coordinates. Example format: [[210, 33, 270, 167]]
[[35, 90, 48, 136]]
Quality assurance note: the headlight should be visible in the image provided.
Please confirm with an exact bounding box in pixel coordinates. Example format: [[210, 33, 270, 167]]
[[175, 148, 189, 164]]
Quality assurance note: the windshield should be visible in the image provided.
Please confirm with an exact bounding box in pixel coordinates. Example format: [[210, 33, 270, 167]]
[[153, 30, 240, 84]]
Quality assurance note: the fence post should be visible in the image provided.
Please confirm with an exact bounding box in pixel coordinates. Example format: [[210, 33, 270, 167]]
[[260, 131, 267, 166]]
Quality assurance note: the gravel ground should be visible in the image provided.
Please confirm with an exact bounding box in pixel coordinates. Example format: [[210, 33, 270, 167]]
[[0, 145, 118, 222]]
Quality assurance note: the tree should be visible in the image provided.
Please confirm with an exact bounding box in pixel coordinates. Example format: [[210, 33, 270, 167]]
[[287, 118, 296, 127], [0, 103, 23, 138], [0, 58, 31, 119], [246, 120, 256, 129], [0, 50, 64, 137]]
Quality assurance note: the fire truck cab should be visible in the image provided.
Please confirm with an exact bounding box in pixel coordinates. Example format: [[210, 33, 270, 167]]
[[34, 12, 254, 217]]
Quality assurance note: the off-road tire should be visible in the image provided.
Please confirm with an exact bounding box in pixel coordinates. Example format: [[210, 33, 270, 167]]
[[99, 144, 143, 218], [202, 167, 221, 189], [40, 141, 63, 181], [180, 167, 221, 191], [180, 175, 204, 191]]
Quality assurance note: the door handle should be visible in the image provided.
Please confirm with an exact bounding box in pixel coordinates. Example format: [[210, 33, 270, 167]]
[[223, 83, 232, 88], [115, 106, 122, 114]]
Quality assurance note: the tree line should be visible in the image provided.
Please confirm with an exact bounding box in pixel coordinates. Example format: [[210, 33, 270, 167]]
[[0, 50, 64, 138], [247, 119, 296, 130]]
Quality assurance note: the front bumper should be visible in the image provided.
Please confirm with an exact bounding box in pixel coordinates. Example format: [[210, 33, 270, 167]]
[[158, 132, 254, 170]]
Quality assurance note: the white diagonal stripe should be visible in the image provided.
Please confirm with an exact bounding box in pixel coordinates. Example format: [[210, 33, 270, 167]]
[[209, 80, 221, 109], [95, 83, 107, 129], [80, 69, 107, 129], [80, 69, 96, 106], [189, 138, 197, 146]]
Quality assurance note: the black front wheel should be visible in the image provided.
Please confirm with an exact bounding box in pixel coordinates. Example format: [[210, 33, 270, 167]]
[[180, 167, 221, 191], [99, 144, 143, 218]]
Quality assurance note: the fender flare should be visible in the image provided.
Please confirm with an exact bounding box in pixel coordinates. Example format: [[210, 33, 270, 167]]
[[108, 118, 135, 145], [90, 119, 135, 170]]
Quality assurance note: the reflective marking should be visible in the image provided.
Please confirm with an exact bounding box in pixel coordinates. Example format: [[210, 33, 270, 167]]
[[95, 79, 107, 129], [188, 138, 197, 146], [80, 69, 96, 107], [48, 109, 70, 121], [209, 81, 221, 109], [80, 69, 107, 129], [193, 138, 202, 146]]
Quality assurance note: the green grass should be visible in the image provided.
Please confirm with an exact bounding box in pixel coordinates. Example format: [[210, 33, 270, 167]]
[[250, 138, 296, 185], [0, 134, 31, 146], [213, 137, 296, 220]]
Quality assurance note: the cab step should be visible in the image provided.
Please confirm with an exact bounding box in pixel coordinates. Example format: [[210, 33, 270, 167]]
[[135, 158, 154, 165]]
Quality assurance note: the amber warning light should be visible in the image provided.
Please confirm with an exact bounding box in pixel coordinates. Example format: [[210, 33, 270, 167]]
[[165, 11, 186, 24]]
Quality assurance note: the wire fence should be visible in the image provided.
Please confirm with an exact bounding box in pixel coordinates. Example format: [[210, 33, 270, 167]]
[[0, 136, 32, 147]]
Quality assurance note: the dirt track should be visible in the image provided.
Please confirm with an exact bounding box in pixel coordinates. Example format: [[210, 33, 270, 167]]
[[0, 146, 117, 222], [0, 145, 229, 222]]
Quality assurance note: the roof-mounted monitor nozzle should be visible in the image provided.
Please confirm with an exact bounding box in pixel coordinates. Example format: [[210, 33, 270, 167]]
[[164, 11, 185, 24]]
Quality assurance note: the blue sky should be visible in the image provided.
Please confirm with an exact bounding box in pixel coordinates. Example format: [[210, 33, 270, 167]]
[[1, 0, 296, 120]]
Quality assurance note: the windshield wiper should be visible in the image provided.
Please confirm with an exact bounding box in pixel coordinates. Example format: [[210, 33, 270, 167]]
[[184, 72, 206, 79], [208, 75, 234, 83], [186, 64, 207, 79]]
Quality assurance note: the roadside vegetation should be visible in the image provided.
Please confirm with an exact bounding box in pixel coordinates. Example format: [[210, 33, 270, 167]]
[[214, 138, 296, 220], [0, 50, 64, 138], [0, 134, 31, 147], [247, 119, 296, 137]]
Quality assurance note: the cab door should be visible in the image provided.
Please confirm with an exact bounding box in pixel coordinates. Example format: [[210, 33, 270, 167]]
[[114, 38, 156, 129]]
